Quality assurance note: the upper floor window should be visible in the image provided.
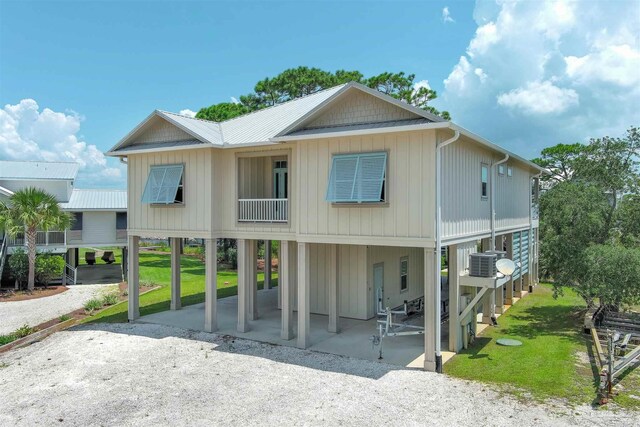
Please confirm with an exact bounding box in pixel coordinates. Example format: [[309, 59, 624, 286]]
[[507, 166, 513, 177], [141, 164, 184, 205], [400, 256, 408, 292], [481, 163, 489, 199], [498, 164, 505, 176], [116, 212, 127, 230], [326, 152, 387, 204], [70, 212, 83, 230]]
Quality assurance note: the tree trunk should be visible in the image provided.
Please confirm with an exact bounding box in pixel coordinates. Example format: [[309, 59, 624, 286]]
[[26, 226, 37, 291]]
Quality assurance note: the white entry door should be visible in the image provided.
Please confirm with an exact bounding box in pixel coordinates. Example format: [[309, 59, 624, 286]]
[[373, 263, 384, 312]]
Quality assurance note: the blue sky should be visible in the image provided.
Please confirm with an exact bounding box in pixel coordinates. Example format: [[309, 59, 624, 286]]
[[1, 0, 638, 188]]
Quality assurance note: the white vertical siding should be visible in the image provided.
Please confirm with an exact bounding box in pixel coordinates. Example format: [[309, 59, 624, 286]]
[[80, 211, 116, 245], [441, 132, 533, 241]]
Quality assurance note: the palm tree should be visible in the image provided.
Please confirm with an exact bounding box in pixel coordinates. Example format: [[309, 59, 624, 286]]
[[0, 188, 71, 291]]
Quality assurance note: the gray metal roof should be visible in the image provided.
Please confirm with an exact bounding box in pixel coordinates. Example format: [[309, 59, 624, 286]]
[[118, 139, 205, 152], [60, 189, 127, 211], [287, 118, 432, 137], [0, 160, 79, 180], [157, 112, 224, 146]]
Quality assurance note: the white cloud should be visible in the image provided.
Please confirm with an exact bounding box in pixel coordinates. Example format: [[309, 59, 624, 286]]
[[179, 109, 197, 118], [0, 99, 125, 187], [442, 7, 455, 23], [497, 80, 579, 114], [566, 43, 640, 87], [438, 0, 640, 158], [413, 79, 431, 91]]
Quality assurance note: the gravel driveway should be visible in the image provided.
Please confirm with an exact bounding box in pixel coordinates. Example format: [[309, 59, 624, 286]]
[[0, 323, 632, 426], [0, 284, 113, 334]]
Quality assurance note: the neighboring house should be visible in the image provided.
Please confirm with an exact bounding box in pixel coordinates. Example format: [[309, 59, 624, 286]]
[[0, 160, 127, 284], [107, 82, 543, 372]]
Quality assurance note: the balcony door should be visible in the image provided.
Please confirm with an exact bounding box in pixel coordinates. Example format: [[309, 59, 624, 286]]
[[273, 160, 288, 199]]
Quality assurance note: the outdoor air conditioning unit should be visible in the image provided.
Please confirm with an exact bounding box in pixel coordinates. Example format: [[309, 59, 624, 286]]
[[484, 250, 507, 260], [469, 253, 497, 277]]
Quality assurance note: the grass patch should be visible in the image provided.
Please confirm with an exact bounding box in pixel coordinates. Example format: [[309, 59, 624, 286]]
[[0, 324, 38, 346], [87, 252, 277, 324], [445, 283, 640, 410]]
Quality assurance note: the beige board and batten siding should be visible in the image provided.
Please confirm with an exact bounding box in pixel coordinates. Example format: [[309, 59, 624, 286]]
[[285, 243, 369, 320], [367, 246, 425, 318], [127, 148, 214, 238], [440, 132, 533, 242], [296, 130, 436, 246]]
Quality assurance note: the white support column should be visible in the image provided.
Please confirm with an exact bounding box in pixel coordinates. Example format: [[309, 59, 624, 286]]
[[127, 235, 140, 321], [495, 235, 505, 314], [170, 237, 181, 311], [265, 240, 272, 290], [424, 247, 437, 372], [327, 244, 340, 333], [448, 244, 460, 352], [204, 238, 218, 332], [248, 240, 258, 321], [505, 233, 514, 305], [237, 239, 250, 333], [280, 240, 293, 340], [297, 242, 310, 349], [480, 238, 495, 324]]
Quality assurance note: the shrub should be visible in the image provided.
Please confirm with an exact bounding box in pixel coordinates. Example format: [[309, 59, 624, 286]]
[[84, 298, 103, 314], [101, 293, 119, 306], [13, 324, 36, 338], [8, 249, 29, 289], [58, 314, 71, 322], [0, 334, 16, 346], [35, 253, 65, 288]]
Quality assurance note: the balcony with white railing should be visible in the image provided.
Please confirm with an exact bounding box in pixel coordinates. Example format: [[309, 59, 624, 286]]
[[238, 198, 288, 223], [8, 231, 66, 247]]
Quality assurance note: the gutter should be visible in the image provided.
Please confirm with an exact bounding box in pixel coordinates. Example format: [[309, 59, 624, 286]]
[[434, 129, 460, 373]]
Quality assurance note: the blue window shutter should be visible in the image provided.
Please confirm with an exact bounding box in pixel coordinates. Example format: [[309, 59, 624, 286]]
[[326, 152, 386, 203], [141, 165, 184, 204], [355, 152, 386, 202], [326, 156, 358, 202]]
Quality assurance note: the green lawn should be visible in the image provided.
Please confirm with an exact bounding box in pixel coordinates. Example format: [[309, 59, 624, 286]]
[[445, 283, 639, 409], [87, 252, 277, 324]]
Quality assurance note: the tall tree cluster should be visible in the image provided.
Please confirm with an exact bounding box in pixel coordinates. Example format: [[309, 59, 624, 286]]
[[195, 66, 450, 122], [533, 127, 640, 307]]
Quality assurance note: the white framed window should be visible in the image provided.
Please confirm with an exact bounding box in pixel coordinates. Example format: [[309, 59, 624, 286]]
[[481, 163, 489, 199], [326, 152, 387, 203], [141, 164, 184, 205], [498, 164, 505, 176], [507, 166, 513, 177], [400, 256, 408, 292]]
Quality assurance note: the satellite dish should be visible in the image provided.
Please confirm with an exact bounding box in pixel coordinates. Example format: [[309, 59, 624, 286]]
[[496, 258, 516, 276]]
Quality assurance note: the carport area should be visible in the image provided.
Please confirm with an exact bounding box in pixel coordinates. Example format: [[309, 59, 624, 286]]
[[75, 264, 123, 284], [139, 288, 451, 368]]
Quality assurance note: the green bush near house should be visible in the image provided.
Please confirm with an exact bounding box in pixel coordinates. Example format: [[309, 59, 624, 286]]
[[445, 283, 640, 409], [83, 298, 103, 315], [35, 253, 65, 288]]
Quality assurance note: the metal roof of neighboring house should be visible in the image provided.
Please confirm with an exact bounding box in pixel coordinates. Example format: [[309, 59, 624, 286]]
[[0, 160, 79, 180], [59, 189, 127, 211]]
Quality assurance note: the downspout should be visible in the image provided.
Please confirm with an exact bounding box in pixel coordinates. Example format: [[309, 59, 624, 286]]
[[490, 154, 510, 250], [434, 129, 460, 373], [529, 171, 543, 288]]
